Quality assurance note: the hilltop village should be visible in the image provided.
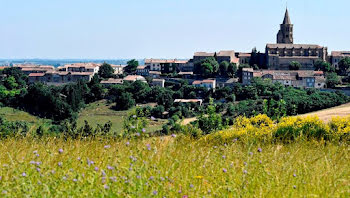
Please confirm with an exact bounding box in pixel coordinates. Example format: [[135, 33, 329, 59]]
[[1, 9, 350, 91]]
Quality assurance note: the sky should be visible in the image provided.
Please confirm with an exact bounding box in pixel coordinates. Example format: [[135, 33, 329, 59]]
[[1, 0, 350, 59]]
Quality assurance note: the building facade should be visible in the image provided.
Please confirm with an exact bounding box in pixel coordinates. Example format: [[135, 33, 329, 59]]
[[330, 51, 350, 68]]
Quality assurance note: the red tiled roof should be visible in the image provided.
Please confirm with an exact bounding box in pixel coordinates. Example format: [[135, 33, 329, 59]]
[[29, 73, 45, 77]]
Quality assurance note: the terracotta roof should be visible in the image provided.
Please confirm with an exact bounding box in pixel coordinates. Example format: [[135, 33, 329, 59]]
[[136, 65, 147, 70], [124, 75, 146, 81], [101, 78, 123, 84], [194, 52, 215, 57], [192, 79, 215, 85], [29, 73, 45, 77], [238, 53, 251, 57], [0, 66, 8, 70], [331, 51, 350, 57], [145, 59, 188, 64], [217, 50, 235, 57]]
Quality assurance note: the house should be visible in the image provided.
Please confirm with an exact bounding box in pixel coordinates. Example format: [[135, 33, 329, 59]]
[[63, 63, 100, 74], [216, 78, 239, 88], [192, 79, 216, 90], [136, 65, 150, 76], [17, 65, 55, 75], [149, 71, 161, 78], [330, 51, 350, 69], [151, 79, 165, 87], [123, 75, 147, 83], [111, 64, 125, 74], [192, 50, 239, 65], [100, 78, 124, 85], [242, 68, 326, 88], [178, 72, 194, 79], [174, 99, 203, 106], [145, 59, 188, 73], [237, 53, 251, 65], [28, 71, 95, 84]]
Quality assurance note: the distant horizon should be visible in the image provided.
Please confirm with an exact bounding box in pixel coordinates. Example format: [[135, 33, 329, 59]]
[[1, 0, 350, 59]]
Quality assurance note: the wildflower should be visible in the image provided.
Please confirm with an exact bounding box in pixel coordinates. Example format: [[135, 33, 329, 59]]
[[243, 170, 248, 174], [110, 176, 117, 182], [58, 162, 63, 167], [171, 134, 176, 138], [189, 184, 194, 188], [149, 176, 154, 180], [136, 133, 140, 136], [73, 178, 78, 182], [104, 145, 111, 149], [259, 160, 262, 164], [77, 157, 81, 161], [136, 175, 141, 179], [222, 155, 226, 159], [183, 195, 188, 198], [30, 161, 36, 165], [233, 138, 237, 143], [58, 148, 63, 154], [101, 170, 106, 176], [160, 177, 165, 181], [293, 185, 296, 189], [153, 191, 158, 195], [151, 116, 156, 121], [22, 172, 27, 177], [35, 154, 40, 157], [258, 148, 262, 152], [94, 167, 99, 171], [2, 190, 7, 194], [33, 150, 38, 154], [208, 189, 211, 193], [104, 184, 109, 189], [131, 126, 136, 129], [142, 128, 146, 133], [293, 173, 297, 177], [36, 168, 41, 172], [223, 168, 227, 173], [132, 115, 137, 118], [36, 161, 41, 166], [51, 170, 56, 174], [178, 190, 182, 193], [107, 165, 114, 170], [129, 167, 132, 171], [126, 141, 130, 146], [62, 176, 67, 180], [244, 162, 247, 165], [249, 152, 253, 156]]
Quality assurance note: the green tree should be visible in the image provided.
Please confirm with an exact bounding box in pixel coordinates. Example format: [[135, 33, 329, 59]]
[[227, 63, 238, 77], [193, 57, 219, 78], [289, 61, 301, 70], [115, 92, 135, 110], [219, 61, 229, 76], [338, 57, 350, 75], [326, 72, 341, 88], [98, 63, 115, 78], [314, 60, 335, 72], [125, 59, 139, 74], [197, 98, 225, 134]]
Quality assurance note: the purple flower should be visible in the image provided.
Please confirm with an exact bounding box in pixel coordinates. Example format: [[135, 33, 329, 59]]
[[136, 133, 140, 136], [243, 170, 248, 174], [58, 148, 63, 154], [36, 161, 41, 166], [171, 134, 176, 138], [233, 138, 237, 143], [77, 157, 81, 161], [35, 154, 40, 157], [293, 173, 297, 177], [259, 160, 262, 164], [249, 152, 253, 156], [153, 191, 158, 195], [142, 128, 146, 133], [126, 141, 130, 146], [73, 178, 78, 182], [132, 115, 137, 118], [110, 176, 117, 182], [149, 176, 154, 180], [178, 190, 182, 193], [104, 145, 111, 149], [208, 189, 211, 193], [222, 155, 226, 159], [36, 168, 41, 172], [30, 161, 36, 165], [151, 116, 156, 121], [104, 184, 109, 189], [258, 148, 262, 152], [244, 162, 247, 165], [131, 126, 136, 129], [22, 172, 27, 177], [51, 170, 56, 174], [136, 175, 141, 179], [189, 184, 194, 188], [160, 177, 165, 181], [101, 170, 106, 176], [107, 165, 114, 170], [94, 167, 99, 171], [58, 162, 63, 167], [33, 150, 38, 154], [62, 176, 67, 180], [183, 195, 188, 198], [293, 185, 296, 189], [223, 168, 227, 173]]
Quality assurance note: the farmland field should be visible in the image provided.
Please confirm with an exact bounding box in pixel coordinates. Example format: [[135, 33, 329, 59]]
[[0, 137, 348, 197], [299, 102, 350, 123]]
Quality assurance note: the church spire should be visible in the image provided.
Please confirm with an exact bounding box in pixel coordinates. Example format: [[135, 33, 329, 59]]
[[283, 8, 291, 24]]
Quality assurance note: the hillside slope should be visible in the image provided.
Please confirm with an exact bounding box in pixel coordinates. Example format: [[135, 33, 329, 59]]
[[299, 103, 350, 122]]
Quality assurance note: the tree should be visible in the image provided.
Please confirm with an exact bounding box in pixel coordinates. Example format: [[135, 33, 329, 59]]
[[197, 98, 225, 134], [314, 60, 335, 72], [98, 63, 115, 78], [338, 57, 350, 75], [125, 59, 139, 74], [227, 63, 237, 77], [326, 72, 341, 88], [193, 57, 219, 78], [289, 61, 301, 70], [114, 92, 135, 110], [219, 61, 229, 76]]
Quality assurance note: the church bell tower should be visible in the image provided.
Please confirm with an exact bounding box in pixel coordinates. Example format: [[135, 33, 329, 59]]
[[277, 8, 293, 44]]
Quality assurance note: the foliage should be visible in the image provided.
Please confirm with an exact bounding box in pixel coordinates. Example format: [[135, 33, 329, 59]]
[[289, 61, 301, 70], [314, 60, 335, 72], [196, 98, 226, 134], [338, 57, 350, 75], [114, 92, 135, 110], [123, 110, 149, 137], [326, 72, 341, 88], [124, 59, 139, 74], [193, 57, 219, 78], [98, 63, 115, 79]]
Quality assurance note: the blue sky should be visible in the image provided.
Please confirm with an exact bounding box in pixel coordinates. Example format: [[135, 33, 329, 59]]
[[1, 0, 349, 59]]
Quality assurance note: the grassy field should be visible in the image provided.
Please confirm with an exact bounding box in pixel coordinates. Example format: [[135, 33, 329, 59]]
[[0, 137, 348, 197], [77, 100, 166, 134], [300, 102, 350, 123]]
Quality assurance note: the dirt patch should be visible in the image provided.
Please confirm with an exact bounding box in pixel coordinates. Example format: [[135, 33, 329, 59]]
[[299, 103, 350, 123]]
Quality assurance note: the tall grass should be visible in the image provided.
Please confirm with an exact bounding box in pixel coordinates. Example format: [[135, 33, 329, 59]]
[[0, 137, 348, 197]]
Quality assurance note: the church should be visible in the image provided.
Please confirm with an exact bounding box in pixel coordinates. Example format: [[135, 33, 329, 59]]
[[266, 9, 328, 70]]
